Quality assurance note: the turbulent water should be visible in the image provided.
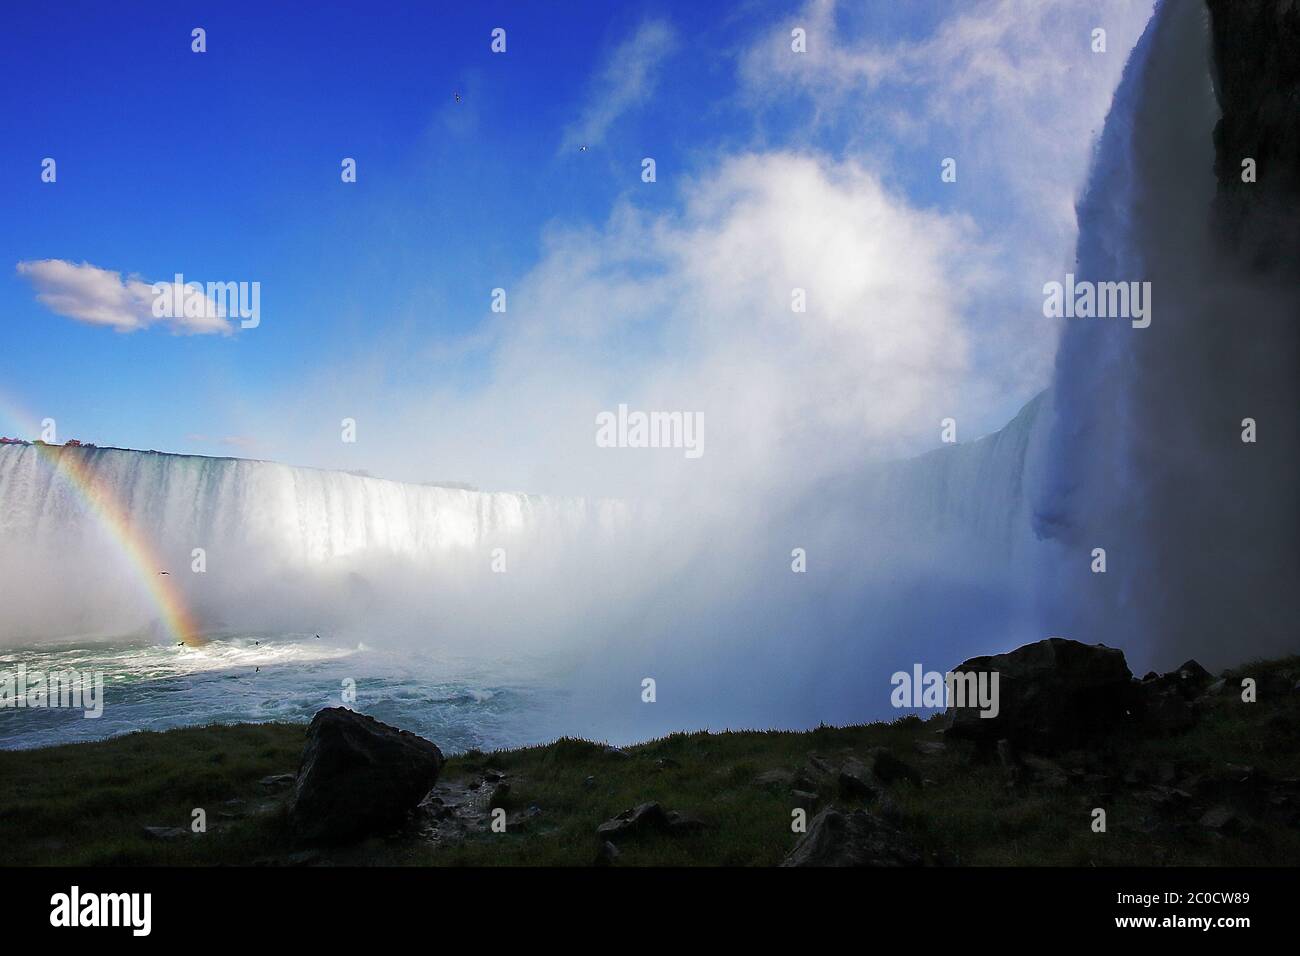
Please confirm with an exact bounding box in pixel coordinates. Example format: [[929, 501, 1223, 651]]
[[0, 635, 574, 752]]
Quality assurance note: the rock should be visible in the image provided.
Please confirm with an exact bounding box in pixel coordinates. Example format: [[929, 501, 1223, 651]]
[[288, 707, 445, 844], [259, 773, 296, 788], [596, 802, 670, 841], [482, 768, 506, 783], [488, 782, 511, 809], [505, 805, 543, 832], [807, 755, 836, 776], [595, 840, 621, 866], [781, 807, 923, 867], [1173, 659, 1214, 689], [791, 789, 821, 809], [837, 759, 878, 801], [665, 810, 708, 834], [601, 745, 631, 759], [945, 638, 1134, 752], [753, 769, 796, 791], [582, 775, 597, 791], [913, 741, 947, 757], [1207, 0, 1300, 271], [141, 826, 187, 841], [417, 794, 454, 822], [869, 747, 922, 787], [1140, 786, 1193, 814], [596, 802, 704, 841], [1198, 805, 1241, 832]]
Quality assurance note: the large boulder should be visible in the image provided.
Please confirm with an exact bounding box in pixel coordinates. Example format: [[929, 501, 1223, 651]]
[[289, 708, 445, 843], [781, 807, 923, 867], [944, 638, 1134, 752]]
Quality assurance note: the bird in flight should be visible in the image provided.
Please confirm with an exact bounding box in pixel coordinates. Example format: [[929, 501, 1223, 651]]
[[158, 571, 170, 575], [454, 90, 462, 103]]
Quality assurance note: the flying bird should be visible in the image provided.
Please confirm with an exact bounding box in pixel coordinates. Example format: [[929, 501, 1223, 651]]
[[158, 571, 169, 575]]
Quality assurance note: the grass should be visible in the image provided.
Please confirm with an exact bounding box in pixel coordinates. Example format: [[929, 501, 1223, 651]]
[[2, 657, 1298, 866]]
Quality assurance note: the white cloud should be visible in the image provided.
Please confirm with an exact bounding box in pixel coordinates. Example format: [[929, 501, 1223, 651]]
[[739, 0, 1156, 399], [16, 259, 234, 335], [744, 0, 1155, 224], [559, 19, 677, 153], [269, 151, 989, 502]]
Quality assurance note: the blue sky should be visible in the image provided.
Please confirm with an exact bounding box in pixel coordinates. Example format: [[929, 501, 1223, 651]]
[[1, 0, 1153, 493]]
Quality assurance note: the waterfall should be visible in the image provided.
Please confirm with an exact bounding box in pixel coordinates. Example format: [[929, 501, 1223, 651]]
[[1034, 0, 1298, 670], [0, 443, 623, 646]]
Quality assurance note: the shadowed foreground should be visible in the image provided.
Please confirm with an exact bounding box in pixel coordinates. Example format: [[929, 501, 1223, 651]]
[[2, 654, 1298, 867]]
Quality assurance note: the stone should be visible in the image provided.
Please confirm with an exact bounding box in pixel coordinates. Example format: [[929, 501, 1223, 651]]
[[837, 759, 878, 800], [665, 810, 708, 834], [945, 638, 1134, 751], [288, 707, 445, 844], [595, 840, 621, 866], [596, 802, 670, 841], [869, 747, 922, 787], [781, 807, 923, 867], [1198, 805, 1240, 832], [141, 826, 187, 841], [753, 769, 796, 790], [596, 801, 705, 841]]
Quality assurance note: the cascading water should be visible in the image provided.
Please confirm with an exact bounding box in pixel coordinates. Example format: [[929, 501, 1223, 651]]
[[0, 443, 624, 646], [1034, 0, 1299, 671]]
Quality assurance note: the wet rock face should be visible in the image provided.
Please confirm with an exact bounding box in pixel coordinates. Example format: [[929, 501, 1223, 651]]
[[289, 708, 445, 844], [1208, 0, 1300, 273]]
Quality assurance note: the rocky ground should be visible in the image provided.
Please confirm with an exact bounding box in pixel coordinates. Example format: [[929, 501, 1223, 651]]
[[2, 640, 1298, 866]]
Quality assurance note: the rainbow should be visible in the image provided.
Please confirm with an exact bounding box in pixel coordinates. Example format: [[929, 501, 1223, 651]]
[[0, 396, 203, 646]]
